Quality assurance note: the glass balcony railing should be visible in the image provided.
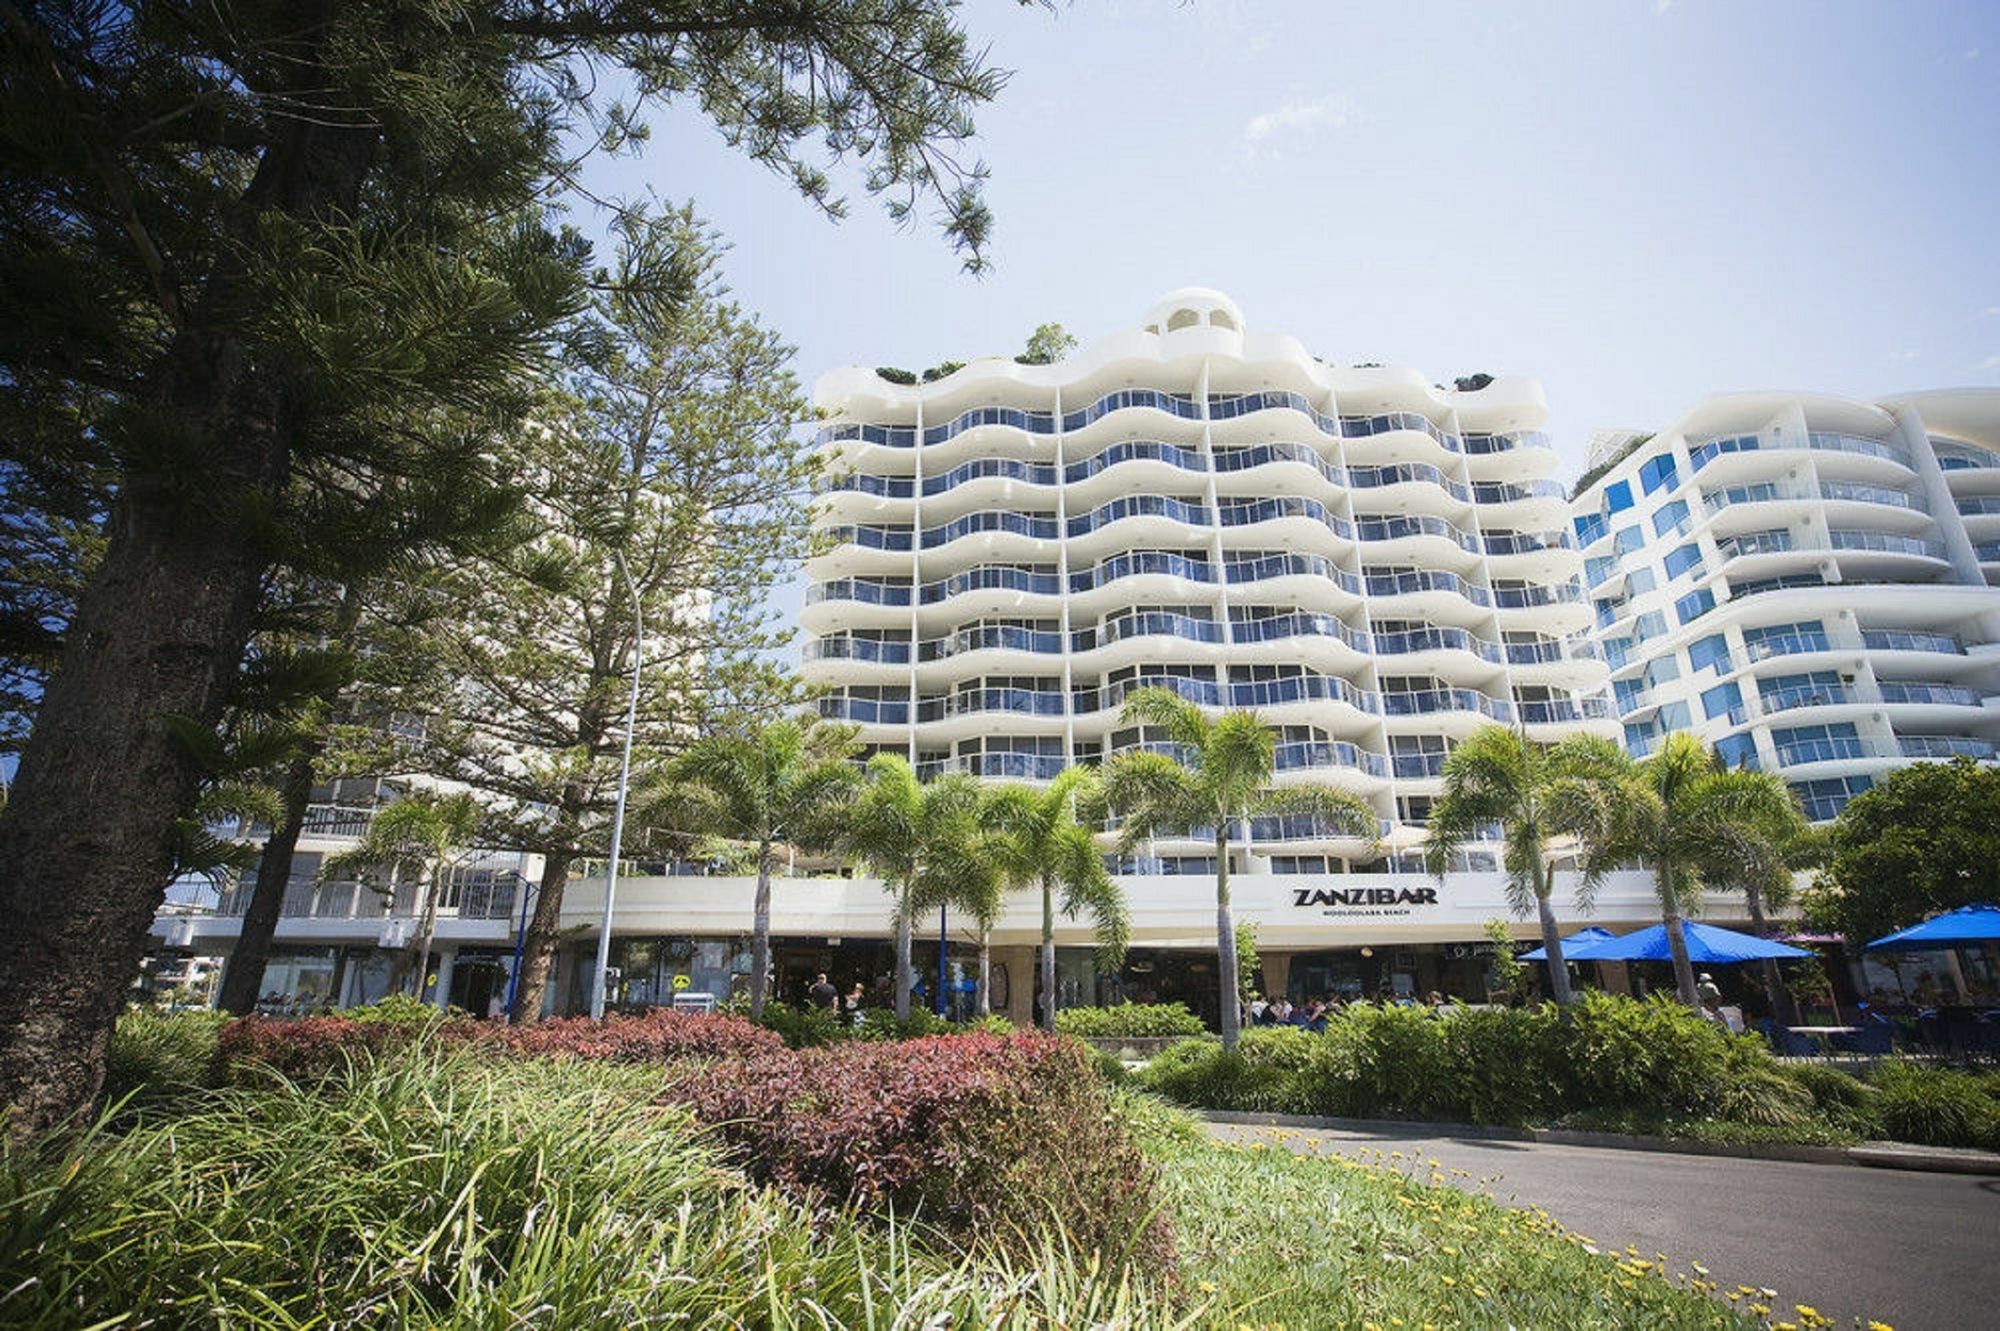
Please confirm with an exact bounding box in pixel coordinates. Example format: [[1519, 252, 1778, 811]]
[[1977, 541, 2000, 562], [1936, 443, 2000, 471], [1062, 387, 1202, 431], [1228, 673, 1380, 714], [920, 456, 1057, 495], [1518, 697, 1611, 723], [1081, 673, 1223, 713], [1392, 750, 1447, 778], [1898, 736, 1997, 760], [802, 637, 911, 665], [1877, 682, 1983, 707], [1209, 391, 1341, 436], [1820, 481, 1925, 511], [1493, 582, 1584, 609], [1067, 494, 1211, 537], [1774, 737, 1872, 766], [1225, 551, 1364, 595], [1230, 611, 1371, 652], [1758, 684, 1857, 714], [807, 578, 912, 607], [1475, 477, 1567, 504], [1080, 610, 1226, 650], [919, 510, 1060, 549], [1957, 495, 2000, 517], [1860, 629, 1961, 654], [1373, 625, 1504, 663], [1505, 640, 1569, 665], [1380, 688, 1514, 723], [1249, 812, 1395, 841], [1350, 462, 1472, 501], [1274, 740, 1391, 779], [818, 422, 917, 449], [1211, 440, 1343, 482], [917, 688, 1068, 721], [921, 404, 1055, 445], [1742, 633, 1832, 662], [1827, 529, 1943, 558], [918, 752, 1068, 781], [920, 565, 1063, 603], [816, 696, 910, 725], [1464, 431, 1550, 455], [1484, 530, 1568, 556], [1064, 439, 1206, 483], [1808, 432, 1912, 467], [1717, 530, 1793, 559], [1219, 494, 1353, 538], [1072, 550, 1216, 591], [1339, 411, 1459, 451], [920, 624, 1065, 659], [825, 524, 914, 552], [823, 472, 916, 499], [1366, 569, 1491, 605], [1357, 514, 1481, 552]]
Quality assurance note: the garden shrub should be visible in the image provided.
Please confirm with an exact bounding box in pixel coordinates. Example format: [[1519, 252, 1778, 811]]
[[1054, 1002, 1207, 1040], [852, 1007, 956, 1041], [103, 1008, 228, 1113], [1553, 992, 1734, 1117], [1233, 1024, 1360, 1115], [750, 1000, 848, 1048], [1872, 1061, 2000, 1149], [666, 1032, 1176, 1274], [1346, 1003, 1455, 1119], [1778, 1062, 1881, 1136], [340, 992, 450, 1026], [496, 1009, 783, 1062], [215, 1013, 417, 1082], [1439, 1003, 1560, 1125]]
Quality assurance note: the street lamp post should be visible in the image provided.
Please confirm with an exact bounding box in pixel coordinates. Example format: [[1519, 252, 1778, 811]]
[[590, 549, 644, 1021]]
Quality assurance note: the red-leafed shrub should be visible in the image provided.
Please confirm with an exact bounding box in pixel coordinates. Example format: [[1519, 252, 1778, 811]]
[[495, 1009, 783, 1062], [665, 1032, 1174, 1275], [215, 1008, 780, 1081]]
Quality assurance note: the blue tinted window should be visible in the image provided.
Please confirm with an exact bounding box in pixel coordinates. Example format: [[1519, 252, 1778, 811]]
[[1613, 525, 1644, 555], [1659, 701, 1692, 730], [1652, 499, 1691, 538], [1715, 732, 1758, 769], [1623, 719, 1659, 755], [1574, 512, 1608, 546], [1640, 454, 1680, 495], [1613, 678, 1646, 712], [1634, 611, 1668, 641], [1586, 555, 1618, 587], [1604, 480, 1634, 514], [1662, 544, 1703, 580], [1701, 680, 1743, 720], [1675, 589, 1715, 624], [1791, 775, 1872, 821], [1626, 567, 1656, 596], [1686, 633, 1731, 674]]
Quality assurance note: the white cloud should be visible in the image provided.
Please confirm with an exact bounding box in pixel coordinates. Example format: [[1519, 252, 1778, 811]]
[[1242, 95, 1359, 158], [1982, 353, 2000, 371], [1986, 306, 2000, 317], [1889, 349, 1920, 363], [1968, 48, 1981, 60], [1656, 0, 1674, 13]]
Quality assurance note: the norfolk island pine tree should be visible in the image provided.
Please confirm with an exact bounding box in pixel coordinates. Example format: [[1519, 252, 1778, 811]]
[[1104, 688, 1376, 1050]]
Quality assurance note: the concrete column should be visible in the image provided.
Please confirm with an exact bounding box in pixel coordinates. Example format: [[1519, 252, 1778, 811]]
[[995, 946, 1036, 1026], [1260, 950, 1294, 1002], [430, 947, 456, 1011]]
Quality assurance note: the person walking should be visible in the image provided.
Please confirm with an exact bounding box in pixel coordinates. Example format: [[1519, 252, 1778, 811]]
[[807, 971, 838, 1012]]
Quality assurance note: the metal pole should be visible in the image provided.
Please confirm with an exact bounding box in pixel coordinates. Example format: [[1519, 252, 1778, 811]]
[[590, 548, 644, 1021], [504, 874, 535, 1020], [936, 904, 949, 1018]]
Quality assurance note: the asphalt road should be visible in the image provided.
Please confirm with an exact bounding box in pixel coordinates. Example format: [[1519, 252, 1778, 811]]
[[1207, 1122, 2000, 1331]]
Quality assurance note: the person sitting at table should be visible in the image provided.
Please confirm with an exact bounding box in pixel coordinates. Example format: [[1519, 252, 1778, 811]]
[[1268, 996, 1293, 1024]]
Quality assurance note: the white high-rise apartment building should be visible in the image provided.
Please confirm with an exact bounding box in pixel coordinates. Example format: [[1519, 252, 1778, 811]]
[[1570, 390, 2000, 820], [804, 289, 1616, 874]]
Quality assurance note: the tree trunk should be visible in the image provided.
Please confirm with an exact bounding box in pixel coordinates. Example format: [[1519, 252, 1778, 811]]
[[411, 865, 440, 1002], [511, 850, 571, 1023], [1040, 873, 1057, 1031], [1659, 864, 1700, 1006], [1215, 828, 1241, 1051], [1745, 890, 1797, 1024], [1531, 847, 1574, 1006], [976, 925, 992, 1018], [750, 841, 774, 1018], [218, 745, 319, 1015], [0, 55, 385, 1136], [893, 892, 914, 1021]]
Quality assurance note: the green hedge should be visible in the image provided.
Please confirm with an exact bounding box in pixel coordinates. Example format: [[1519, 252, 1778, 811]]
[[1053, 1003, 1208, 1040], [1139, 993, 1823, 1131]]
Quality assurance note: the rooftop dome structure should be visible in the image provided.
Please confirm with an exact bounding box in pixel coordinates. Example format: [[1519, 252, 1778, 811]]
[[1141, 287, 1245, 336]]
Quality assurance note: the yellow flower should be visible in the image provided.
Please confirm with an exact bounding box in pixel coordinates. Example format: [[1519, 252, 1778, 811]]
[[1199, 1280, 1219, 1294], [1471, 1286, 1489, 1299], [1750, 1305, 1771, 1318], [1440, 1275, 1456, 1287]]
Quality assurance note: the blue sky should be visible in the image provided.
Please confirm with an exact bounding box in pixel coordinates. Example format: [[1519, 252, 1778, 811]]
[[589, 0, 2000, 472]]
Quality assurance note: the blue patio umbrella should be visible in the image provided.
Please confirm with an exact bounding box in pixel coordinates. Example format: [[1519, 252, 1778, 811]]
[[1585, 921, 1812, 964], [1864, 904, 2000, 952], [1519, 926, 1618, 962]]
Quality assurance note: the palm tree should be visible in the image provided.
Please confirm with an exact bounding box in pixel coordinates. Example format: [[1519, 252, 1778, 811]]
[[1103, 688, 1377, 1049], [908, 800, 1008, 1018], [324, 790, 482, 1002], [652, 719, 861, 1017], [1424, 725, 1629, 1006], [1712, 805, 1819, 1024], [1566, 732, 1804, 1007], [840, 756, 985, 1020], [982, 769, 1128, 1030]]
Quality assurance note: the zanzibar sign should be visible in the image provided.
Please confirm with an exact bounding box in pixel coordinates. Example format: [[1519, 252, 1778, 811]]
[[1291, 886, 1440, 912]]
